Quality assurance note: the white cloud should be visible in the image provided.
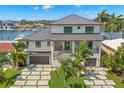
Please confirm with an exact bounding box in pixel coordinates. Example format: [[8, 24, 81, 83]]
[[42, 5, 54, 11]]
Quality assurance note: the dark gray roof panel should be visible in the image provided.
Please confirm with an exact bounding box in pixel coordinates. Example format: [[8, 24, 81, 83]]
[[25, 28, 50, 40], [51, 14, 102, 25], [50, 34, 103, 41]]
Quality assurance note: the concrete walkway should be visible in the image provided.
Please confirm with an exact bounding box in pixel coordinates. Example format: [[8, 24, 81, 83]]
[[84, 67, 115, 88], [10, 64, 56, 88]]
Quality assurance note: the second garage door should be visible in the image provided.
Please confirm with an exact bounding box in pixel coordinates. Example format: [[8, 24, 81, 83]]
[[85, 58, 96, 66], [30, 56, 49, 64]]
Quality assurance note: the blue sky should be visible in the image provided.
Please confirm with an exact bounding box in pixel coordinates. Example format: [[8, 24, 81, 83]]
[[0, 5, 124, 20]]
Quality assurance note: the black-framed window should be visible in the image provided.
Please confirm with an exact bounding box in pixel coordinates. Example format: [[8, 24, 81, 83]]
[[35, 41, 41, 48], [47, 41, 50, 46], [26, 41, 29, 47], [64, 27, 72, 34], [85, 26, 94, 33], [88, 41, 92, 49]]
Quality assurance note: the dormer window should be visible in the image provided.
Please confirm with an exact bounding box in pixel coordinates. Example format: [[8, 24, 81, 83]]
[[85, 26, 94, 33]]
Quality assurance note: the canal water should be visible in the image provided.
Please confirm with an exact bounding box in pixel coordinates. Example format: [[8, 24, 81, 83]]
[[0, 31, 123, 41], [0, 31, 33, 41]]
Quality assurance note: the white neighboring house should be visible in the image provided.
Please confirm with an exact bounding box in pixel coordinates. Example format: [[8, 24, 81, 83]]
[[0, 21, 18, 31], [24, 14, 103, 67]]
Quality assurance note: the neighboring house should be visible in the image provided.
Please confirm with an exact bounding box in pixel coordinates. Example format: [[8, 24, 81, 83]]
[[102, 38, 124, 55], [0, 21, 19, 31], [0, 43, 14, 53], [18, 24, 32, 31], [24, 14, 103, 67]]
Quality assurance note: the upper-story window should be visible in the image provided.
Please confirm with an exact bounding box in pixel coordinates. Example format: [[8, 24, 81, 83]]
[[47, 41, 50, 46], [26, 41, 29, 48], [35, 41, 41, 48], [85, 26, 94, 33], [64, 27, 72, 34]]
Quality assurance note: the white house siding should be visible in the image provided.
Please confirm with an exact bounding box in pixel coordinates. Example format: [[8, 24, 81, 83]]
[[51, 25, 100, 34], [92, 41, 101, 67], [26, 41, 51, 52], [0, 23, 18, 30]]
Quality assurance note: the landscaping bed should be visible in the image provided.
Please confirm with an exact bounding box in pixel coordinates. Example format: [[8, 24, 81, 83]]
[[48, 71, 87, 88], [0, 68, 21, 88], [107, 72, 124, 88]]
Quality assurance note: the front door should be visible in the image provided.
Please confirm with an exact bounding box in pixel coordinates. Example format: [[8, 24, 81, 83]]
[[64, 41, 71, 51]]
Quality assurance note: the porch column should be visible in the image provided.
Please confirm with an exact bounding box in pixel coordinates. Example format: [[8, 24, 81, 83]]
[[62, 41, 65, 51], [51, 41, 54, 66], [72, 41, 75, 53], [27, 55, 30, 65], [97, 41, 101, 67]]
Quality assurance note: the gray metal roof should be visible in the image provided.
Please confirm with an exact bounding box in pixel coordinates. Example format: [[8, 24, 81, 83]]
[[24, 28, 50, 41], [50, 34, 103, 41], [51, 14, 102, 25], [1, 20, 18, 24]]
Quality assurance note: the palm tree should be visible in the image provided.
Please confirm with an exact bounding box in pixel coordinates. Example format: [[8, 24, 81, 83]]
[[59, 58, 73, 79], [106, 13, 123, 39], [0, 52, 11, 66], [0, 63, 5, 84], [95, 10, 109, 23], [10, 40, 26, 68], [95, 10, 109, 31], [119, 18, 124, 38], [74, 41, 93, 65], [0, 71, 5, 84]]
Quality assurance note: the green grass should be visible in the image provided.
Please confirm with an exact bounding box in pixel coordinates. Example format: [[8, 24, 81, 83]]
[[48, 71, 65, 88], [107, 72, 124, 88], [48, 71, 87, 88], [66, 76, 86, 88]]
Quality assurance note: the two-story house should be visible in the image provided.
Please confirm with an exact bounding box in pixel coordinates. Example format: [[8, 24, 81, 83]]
[[0, 21, 18, 31], [25, 14, 103, 67]]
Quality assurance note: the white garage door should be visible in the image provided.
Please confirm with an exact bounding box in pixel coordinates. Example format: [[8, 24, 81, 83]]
[[30, 56, 49, 64]]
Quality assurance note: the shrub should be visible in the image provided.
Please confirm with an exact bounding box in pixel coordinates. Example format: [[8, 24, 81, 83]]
[[4, 68, 21, 79], [0, 68, 21, 88], [49, 71, 65, 88], [66, 76, 86, 88]]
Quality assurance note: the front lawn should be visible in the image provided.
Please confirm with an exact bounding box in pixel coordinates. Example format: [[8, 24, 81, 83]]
[[48, 71, 65, 88], [66, 76, 87, 88], [107, 72, 124, 88], [48, 71, 87, 88]]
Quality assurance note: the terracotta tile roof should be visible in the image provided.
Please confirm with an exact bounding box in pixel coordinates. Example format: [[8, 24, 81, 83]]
[[0, 43, 15, 53]]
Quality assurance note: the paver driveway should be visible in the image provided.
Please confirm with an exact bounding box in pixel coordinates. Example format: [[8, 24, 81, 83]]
[[11, 64, 56, 88], [84, 67, 115, 88]]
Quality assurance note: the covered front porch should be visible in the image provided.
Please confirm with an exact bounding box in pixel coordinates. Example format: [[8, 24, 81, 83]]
[[50, 40, 101, 67], [52, 41, 79, 59]]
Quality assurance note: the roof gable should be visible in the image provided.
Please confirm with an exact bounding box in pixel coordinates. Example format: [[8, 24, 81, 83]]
[[51, 14, 101, 25]]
